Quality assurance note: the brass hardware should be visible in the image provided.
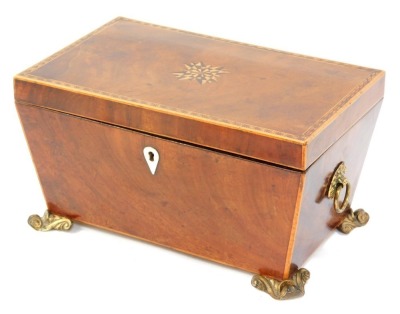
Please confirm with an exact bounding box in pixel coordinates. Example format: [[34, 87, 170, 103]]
[[337, 209, 369, 234], [328, 162, 370, 233], [28, 210, 72, 231], [143, 146, 160, 175], [333, 182, 351, 214], [251, 268, 310, 300], [328, 162, 350, 213], [173, 62, 228, 84]]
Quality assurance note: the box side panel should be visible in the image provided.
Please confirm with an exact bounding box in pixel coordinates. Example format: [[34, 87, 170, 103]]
[[291, 100, 382, 268], [16, 102, 302, 280], [14, 79, 304, 169]]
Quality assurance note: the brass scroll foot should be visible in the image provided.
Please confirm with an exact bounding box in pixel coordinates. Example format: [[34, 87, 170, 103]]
[[251, 268, 310, 300], [337, 208, 369, 234], [28, 210, 72, 231]]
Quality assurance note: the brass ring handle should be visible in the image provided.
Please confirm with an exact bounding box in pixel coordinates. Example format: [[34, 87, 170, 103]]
[[333, 182, 351, 214], [327, 162, 369, 234]]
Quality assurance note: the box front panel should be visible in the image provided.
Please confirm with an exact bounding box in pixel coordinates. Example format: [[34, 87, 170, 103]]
[[17, 102, 302, 279]]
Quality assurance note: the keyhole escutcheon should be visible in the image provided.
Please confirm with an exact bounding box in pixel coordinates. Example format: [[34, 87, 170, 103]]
[[143, 147, 159, 175]]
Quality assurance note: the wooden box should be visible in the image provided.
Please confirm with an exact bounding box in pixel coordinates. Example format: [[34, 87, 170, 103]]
[[14, 17, 384, 300]]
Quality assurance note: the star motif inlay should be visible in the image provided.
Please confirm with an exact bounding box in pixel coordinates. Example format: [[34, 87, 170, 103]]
[[173, 62, 228, 84]]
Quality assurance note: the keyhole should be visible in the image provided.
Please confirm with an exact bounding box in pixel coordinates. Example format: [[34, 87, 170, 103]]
[[143, 147, 159, 175]]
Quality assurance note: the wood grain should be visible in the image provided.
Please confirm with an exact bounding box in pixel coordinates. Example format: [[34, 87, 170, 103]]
[[14, 18, 385, 281], [14, 17, 384, 169], [14, 81, 304, 169], [17, 102, 303, 280], [291, 100, 382, 269]]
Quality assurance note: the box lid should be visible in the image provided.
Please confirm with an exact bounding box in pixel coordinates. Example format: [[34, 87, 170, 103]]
[[14, 17, 384, 170]]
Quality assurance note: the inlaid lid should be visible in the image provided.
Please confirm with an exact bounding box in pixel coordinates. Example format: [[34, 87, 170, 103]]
[[14, 17, 385, 170]]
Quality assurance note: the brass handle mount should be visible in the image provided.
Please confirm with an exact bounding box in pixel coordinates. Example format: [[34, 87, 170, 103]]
[[327, 162, 369, 234]]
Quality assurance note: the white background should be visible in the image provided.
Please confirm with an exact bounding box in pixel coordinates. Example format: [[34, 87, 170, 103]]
[[1, 1, 399, 313]]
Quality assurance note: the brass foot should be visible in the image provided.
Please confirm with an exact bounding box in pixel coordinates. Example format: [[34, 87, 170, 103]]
[[251, 268, 310, 300], [337, 208, 369, 234], [28, 210, 72, 231]]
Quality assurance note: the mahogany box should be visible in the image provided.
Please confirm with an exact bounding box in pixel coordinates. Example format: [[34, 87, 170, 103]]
[[14, 17, 384, 300]]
